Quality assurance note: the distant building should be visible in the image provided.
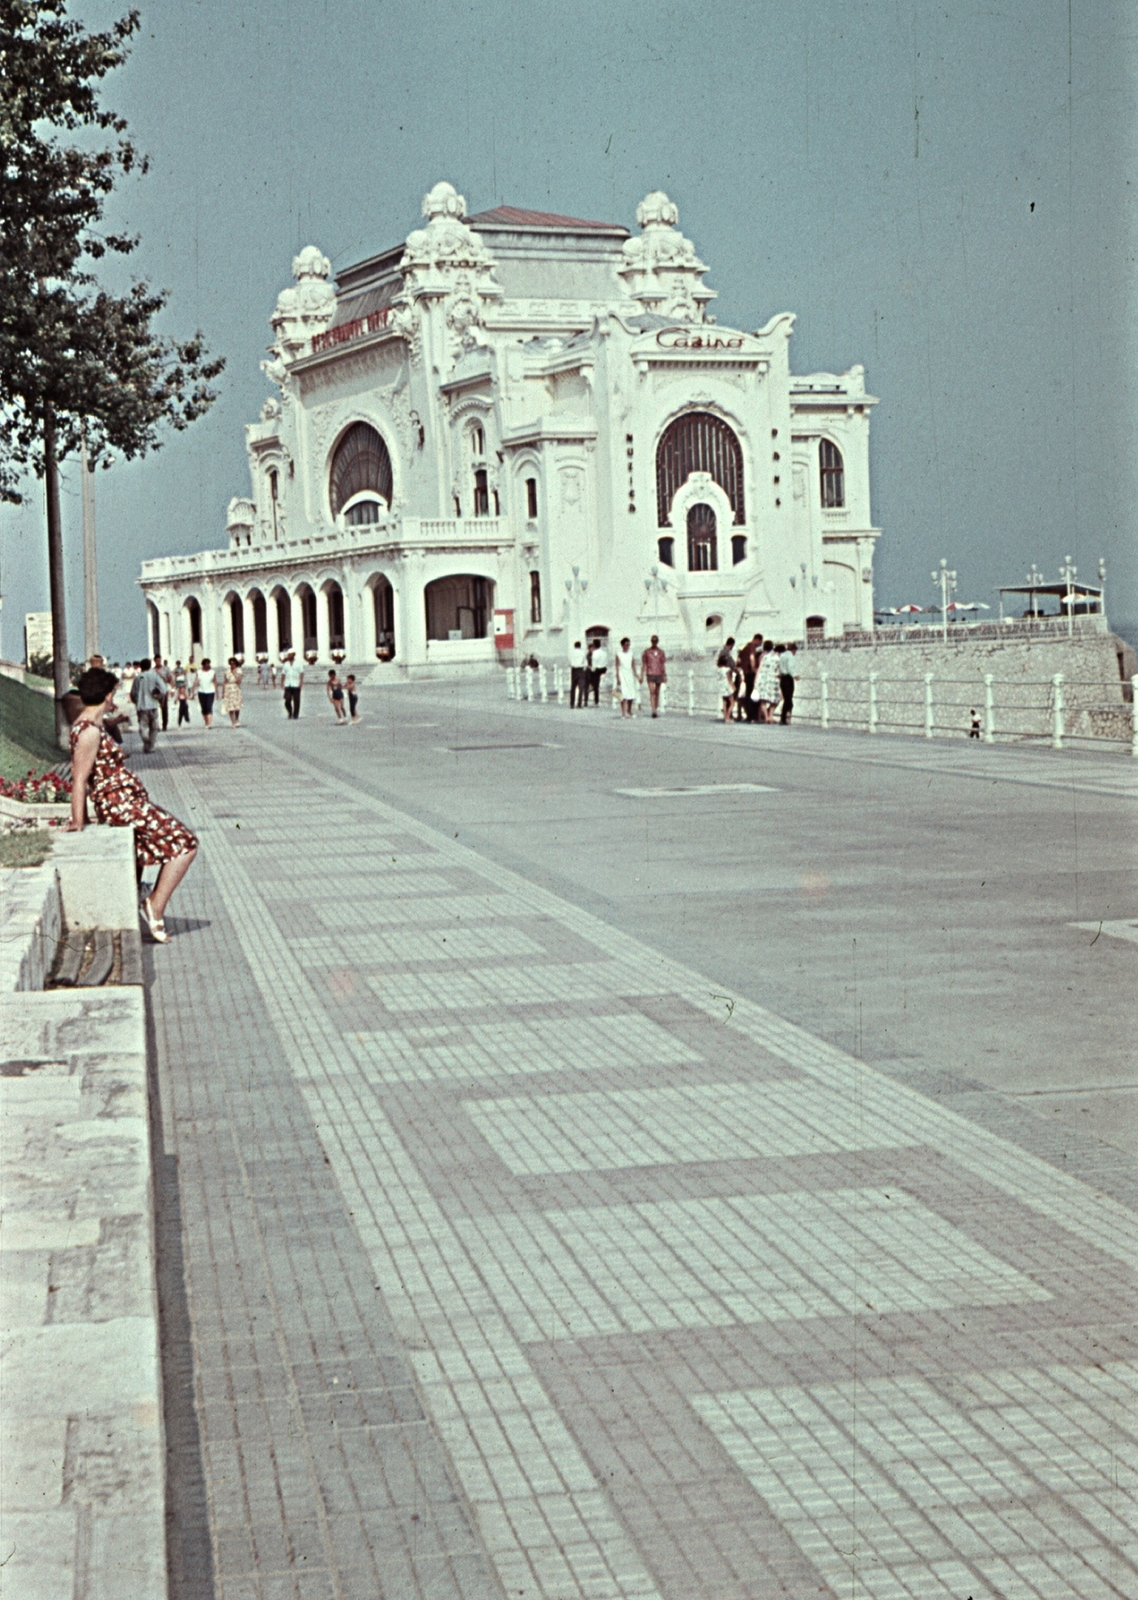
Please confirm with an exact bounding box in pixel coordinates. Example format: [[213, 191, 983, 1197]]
[[138, 183, 881, 671], [24, 611, 52, 668]]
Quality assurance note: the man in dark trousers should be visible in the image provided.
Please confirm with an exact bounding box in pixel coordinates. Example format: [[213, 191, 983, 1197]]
[[738, 633, 763, 722], [777, 641, 797, 725], [569, 640, 586, 707]]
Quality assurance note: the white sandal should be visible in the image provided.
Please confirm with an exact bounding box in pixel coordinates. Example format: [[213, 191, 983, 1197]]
[[141, 897, 168, 944]]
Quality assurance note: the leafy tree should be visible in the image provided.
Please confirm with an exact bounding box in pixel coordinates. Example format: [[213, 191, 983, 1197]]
[[0, 1, 224, 737]]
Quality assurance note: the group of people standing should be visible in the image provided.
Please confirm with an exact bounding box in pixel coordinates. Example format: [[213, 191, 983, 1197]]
[[567, 635, 670, 718], [717, 635, 797, 724]]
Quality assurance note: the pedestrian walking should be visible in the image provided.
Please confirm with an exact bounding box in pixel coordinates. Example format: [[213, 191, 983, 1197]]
[[282, 651, 303, 719], [569, 640, 586, 708], [222, 659, 244, 726], [970, 708, 981, 739], [66, 667, 198, 945], [345, 674, 361, 723], [133, 657, 165, 753], [717, 638, 738, 723], [257, 659, 269, 689], [196, 659, 217, 727], [613, 637, 639, 717], [152, 655, 173, 730], [777, 641, 797, 725], [753, 640, 779, 722], [641, 635, 667, 717], [326, 668, 348, 724], [269, 660, 279, 690]]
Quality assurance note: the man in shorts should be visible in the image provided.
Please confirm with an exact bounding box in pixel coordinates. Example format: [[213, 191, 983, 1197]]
[[640, 635, 667, 718]]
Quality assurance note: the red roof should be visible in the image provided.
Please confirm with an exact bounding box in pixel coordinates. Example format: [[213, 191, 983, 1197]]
[[467, 205, 624, 232]]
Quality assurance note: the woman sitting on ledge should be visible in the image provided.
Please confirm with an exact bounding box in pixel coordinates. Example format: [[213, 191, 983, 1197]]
[[66, 668, 198, 944]]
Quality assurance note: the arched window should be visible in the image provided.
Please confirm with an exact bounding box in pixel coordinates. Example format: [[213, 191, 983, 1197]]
[[329, 423, 393, 517], [267, 469, 279, 539], [819, 439, 845, 508], [471, 424, 485, 457], [687, 504, 718, 572], [526, 478, 539, 520], [656, 411, 744, 526]]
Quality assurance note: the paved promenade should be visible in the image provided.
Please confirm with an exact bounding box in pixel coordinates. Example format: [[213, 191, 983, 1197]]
[[139, 689, 1137, 1600]]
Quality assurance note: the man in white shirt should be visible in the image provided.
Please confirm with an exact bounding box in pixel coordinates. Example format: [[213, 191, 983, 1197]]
[[777, 641, 797, 725], [587, 639, 609, 706], [282, 652, 304, 719]]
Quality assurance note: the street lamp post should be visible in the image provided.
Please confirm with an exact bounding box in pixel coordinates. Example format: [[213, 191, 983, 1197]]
[[1059, 555, 1077, 639], [931, 559, 957, 643], [1098, 557, 1106, 622], [1025, 564, 1045, 623]]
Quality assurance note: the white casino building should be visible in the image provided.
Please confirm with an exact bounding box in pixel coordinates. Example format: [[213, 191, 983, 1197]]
[[138, 183, 881, 672]]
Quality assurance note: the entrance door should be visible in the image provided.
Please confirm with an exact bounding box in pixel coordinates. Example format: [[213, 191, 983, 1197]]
[[687, 503, 718, 571]]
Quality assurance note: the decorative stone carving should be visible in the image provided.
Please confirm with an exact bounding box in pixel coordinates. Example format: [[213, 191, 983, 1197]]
[[270, 245, 336, 362], [618, 193, 717, 324], [394, 182, 503, 374], [260, 396, 281, 424]]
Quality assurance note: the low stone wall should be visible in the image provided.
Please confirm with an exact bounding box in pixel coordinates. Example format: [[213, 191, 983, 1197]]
[[0, 828, 165, 1598]]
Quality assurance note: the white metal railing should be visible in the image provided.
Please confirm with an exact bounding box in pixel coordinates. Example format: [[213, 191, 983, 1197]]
[[504, 661, 1138, 754]]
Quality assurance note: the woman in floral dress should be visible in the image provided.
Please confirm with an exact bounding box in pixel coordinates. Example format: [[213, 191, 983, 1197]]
[[67, 668, 198, 943], [222, 658, 243, 726]]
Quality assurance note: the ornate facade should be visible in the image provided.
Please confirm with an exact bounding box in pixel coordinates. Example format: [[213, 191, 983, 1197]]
[[138, 183, 880, 673]]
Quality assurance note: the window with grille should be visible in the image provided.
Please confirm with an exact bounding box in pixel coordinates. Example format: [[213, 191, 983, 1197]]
[[687, 503, 718, 571], [330, 423, 393, 516], [656, 411, 744, 526], [819, 439, 845, 508]]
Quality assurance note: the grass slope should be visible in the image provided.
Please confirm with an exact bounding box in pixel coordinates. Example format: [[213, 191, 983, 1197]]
[[0, 673, 61, 780]]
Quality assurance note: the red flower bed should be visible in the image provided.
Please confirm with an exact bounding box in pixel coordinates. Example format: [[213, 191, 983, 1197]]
[[0, 770, 72, 804]]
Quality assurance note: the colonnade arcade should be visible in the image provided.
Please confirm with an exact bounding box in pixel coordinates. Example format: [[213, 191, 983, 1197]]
[[144, 568, 496, 668]]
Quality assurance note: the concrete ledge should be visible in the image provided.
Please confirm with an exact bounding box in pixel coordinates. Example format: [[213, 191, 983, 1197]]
[[0, 860, 62, 991], [0, 990, 165, 1600], [52, 827, 139, 932]]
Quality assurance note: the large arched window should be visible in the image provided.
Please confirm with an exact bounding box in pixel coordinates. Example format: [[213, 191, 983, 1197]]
[[329, 422, 393, 518], [656, 411, 744, 526], [819, 439, 845, 508]]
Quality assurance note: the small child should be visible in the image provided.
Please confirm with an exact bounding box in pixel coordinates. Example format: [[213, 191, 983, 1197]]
[[326, 669, 347, 724], [345, 674, 360, 723], [969, 708, 981, 739]]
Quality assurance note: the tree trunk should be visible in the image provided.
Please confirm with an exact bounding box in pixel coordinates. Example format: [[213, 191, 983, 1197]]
[[44, 407, 70, 750]]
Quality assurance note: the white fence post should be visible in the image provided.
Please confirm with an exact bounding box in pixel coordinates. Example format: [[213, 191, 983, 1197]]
[[868, 671, 879, 735], [1051, 673, 1064, 749], [539, 666, 548, 703], [556, 665, 565, 704], [523, 666, 532, 701], [820, 671, 829, 729], [924, 673, 934, 739], [984, 673, 995, 744], [1132, 676, 1138, 759], [506, 666, 517, 700], [687, 668, 695, 717]]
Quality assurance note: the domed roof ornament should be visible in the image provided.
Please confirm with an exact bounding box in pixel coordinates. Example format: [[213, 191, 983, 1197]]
[[619, 191, 716, 325], [269, 243, 336, 364], [422, 181, 467, 221]]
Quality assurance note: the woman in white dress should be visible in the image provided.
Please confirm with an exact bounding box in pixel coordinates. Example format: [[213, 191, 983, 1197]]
[[753, 640, 780, 723], [613, 637, 639, 717]]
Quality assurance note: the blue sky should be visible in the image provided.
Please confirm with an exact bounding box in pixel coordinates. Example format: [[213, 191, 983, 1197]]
[[2, 0, 1133, 659]]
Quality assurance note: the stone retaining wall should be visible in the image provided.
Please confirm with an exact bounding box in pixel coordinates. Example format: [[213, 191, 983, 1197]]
[[0, 828, 165, 1599]]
